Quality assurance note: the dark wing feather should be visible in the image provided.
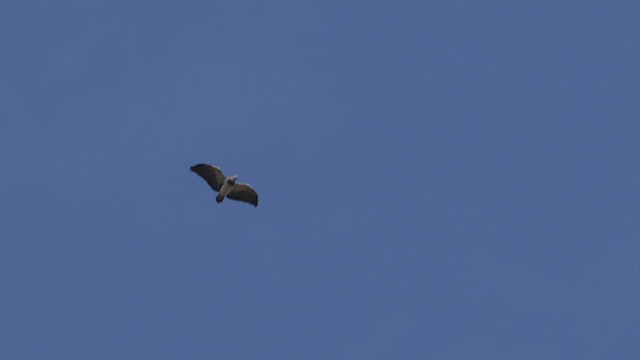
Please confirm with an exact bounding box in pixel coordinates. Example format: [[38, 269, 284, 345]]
[[227, 183, 259, 207], [190, 164, 226, 192]]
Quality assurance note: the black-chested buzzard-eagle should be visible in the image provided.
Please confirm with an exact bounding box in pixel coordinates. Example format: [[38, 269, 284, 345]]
[[190, 164, 258, 207]]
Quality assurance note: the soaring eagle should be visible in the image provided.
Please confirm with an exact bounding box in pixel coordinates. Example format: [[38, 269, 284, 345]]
[[190, 164, 258, 207]]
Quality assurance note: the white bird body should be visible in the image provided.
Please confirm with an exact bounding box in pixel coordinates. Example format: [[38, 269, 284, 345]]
[[218, 176, 238, 199]]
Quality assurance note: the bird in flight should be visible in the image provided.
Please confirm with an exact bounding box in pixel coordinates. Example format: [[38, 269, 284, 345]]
[[190, 164, 259, 207]]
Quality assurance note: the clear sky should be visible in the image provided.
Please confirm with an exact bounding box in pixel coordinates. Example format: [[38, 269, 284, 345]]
[[1, 2, 638, 359]]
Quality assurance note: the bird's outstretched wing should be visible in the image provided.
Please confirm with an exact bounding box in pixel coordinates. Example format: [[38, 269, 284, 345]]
[[190, 164, 226, 192], [227, 183, 259, 207]]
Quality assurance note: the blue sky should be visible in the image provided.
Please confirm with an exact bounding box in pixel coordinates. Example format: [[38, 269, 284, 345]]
[[1, 2, 638, 359]]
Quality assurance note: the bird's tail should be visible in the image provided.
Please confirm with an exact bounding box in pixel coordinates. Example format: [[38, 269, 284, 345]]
[[216, 194, 224, 203]]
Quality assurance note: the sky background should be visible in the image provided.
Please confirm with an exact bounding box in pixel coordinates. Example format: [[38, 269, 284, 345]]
[[1, 2, 638, 359]]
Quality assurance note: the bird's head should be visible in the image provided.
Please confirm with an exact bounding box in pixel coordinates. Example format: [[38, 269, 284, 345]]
[[226, 175, 238, 186]]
